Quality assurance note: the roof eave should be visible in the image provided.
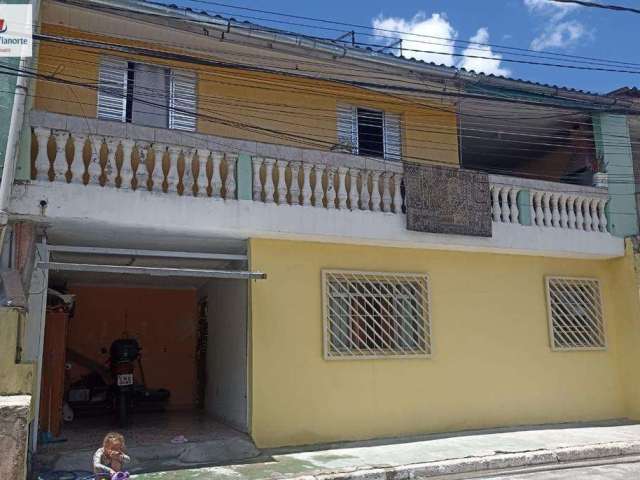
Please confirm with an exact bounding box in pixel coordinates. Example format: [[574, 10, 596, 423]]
[[58, 0, 632, 110]]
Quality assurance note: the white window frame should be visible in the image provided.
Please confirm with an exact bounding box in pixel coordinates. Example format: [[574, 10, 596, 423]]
[[321, 269, 431, 360], [97, 56, 197, 132], [545, 276, 606, 352]]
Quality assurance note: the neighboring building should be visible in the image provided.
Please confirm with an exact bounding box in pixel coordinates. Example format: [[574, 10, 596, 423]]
[[1, 0, 640, 474]]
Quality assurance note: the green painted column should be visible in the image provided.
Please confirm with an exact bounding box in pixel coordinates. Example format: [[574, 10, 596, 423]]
[[517, 190, 532, 226], [592, 113, 638, 237], [236, 153, 253, 200]]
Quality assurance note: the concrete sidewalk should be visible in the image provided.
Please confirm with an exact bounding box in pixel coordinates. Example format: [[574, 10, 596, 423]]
[[135, 420, 640, 479]]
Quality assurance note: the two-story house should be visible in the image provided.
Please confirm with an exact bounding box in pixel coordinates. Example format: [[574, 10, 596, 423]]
[[1, 0, 640, 474]]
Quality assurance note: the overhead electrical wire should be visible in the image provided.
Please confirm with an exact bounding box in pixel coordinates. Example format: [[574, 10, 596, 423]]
[[16, 41, 640, 154], [22, 21, 636, 131], [30, 45, 639, 150], [3, 91, 637, 206], [31, 40, 604, 125], [85, 2, 640, 75], [26, 18, 636, 123], [2, 67, 637, 196], [32, 32, 640, 120], [145, 0, 640, 68], [551, 0, 640, 14], [27, 55, 640, 153], [4, 13, 636, 197]]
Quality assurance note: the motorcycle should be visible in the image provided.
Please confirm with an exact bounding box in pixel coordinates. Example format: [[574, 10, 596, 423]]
[[65, 338, 170, 426]]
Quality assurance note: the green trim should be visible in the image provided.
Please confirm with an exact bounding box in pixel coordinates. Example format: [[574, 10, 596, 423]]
[[592, 113, 638, 237], [517, 190, 531, 226], [591, 114, 604, 162], [236, 153, 253, 201]]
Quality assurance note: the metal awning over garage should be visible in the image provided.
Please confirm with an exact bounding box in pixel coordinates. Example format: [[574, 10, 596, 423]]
[[37, 245, 266, 280]]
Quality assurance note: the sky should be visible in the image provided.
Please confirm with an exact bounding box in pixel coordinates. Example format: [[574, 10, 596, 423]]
[[174, 0, 639, 94]]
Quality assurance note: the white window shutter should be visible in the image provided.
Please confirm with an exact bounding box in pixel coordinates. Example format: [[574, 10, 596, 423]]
[[384, 112, 402, 161], [97, 57, 127, 122], [169, 69, 197, 132], [337, 103, 357, 154]]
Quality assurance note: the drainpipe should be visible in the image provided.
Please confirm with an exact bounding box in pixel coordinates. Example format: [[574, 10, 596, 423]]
[[0, 0, 40, 231]]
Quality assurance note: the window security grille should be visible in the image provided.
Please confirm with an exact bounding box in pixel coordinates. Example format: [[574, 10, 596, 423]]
[[322, 270, 431, 359], [335, 104, 402, 161], [357, 108, 384, 158], [545, 277, 605, 350]]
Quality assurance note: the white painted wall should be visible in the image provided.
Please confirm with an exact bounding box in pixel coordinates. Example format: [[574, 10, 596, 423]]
[[23, 245, 47, 362], [199, 279, 248, 432], [25, 244, 48, 453], [10, 182, 624, 260]]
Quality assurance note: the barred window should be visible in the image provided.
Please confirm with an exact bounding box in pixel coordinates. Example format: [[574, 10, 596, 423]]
[[545, 277, 605, 350], [336, 104, 402, 161], [322, 270, 431, 359]]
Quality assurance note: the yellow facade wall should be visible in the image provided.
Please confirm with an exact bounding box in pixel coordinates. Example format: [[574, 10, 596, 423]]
[[614, 244, 640, 419], [34, 25, 459, 166], [248, 238, 637, 448], [0, 309, 35, 396]]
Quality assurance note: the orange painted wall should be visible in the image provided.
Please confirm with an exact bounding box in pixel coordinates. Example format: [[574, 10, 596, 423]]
[[66, 286, 198, 409]]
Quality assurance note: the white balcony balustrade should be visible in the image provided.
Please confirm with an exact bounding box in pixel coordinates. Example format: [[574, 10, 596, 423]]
[[249, 157, 403, 213], [33, 127, 237, 200], [30, 125, 405, 214], [489, 175, 609, 233], [27, 112, 612, 237]]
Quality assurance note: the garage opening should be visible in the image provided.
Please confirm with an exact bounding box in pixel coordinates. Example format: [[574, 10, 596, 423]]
[[32, 246, 262, 475]]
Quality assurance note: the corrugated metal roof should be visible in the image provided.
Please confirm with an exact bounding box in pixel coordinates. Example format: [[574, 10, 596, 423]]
[[83, 0, 635, 102], [609, 87, 640, 97]]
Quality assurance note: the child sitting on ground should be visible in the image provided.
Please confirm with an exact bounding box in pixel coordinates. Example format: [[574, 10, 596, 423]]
[[93, 432, 131, 478]]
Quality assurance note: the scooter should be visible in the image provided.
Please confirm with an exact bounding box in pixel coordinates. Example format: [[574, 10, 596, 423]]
[[109, 338, 140, 427]]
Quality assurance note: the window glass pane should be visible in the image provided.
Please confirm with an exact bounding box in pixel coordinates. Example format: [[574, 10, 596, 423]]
[[357, 108, 384, 157], [131, 63, 170, 128]]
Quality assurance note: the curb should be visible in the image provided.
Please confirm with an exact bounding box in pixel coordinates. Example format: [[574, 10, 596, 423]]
[[289, 442, 640, 480]]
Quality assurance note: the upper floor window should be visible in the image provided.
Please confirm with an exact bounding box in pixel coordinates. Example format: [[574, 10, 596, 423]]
[[337, 104, 402, 161], [97, 57, 197, 132]]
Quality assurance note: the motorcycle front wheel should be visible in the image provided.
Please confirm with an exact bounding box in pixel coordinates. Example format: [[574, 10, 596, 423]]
[[118, 392, 128, 428]]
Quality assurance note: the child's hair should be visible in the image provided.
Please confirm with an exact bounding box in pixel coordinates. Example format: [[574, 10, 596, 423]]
[[103, 432, 125, 449]]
